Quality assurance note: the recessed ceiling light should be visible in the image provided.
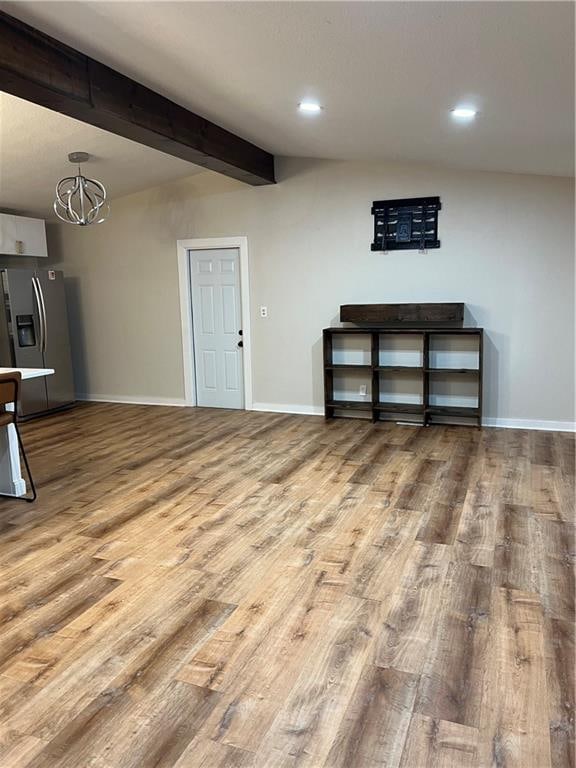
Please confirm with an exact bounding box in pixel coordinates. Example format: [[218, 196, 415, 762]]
[[298, 101, 323, 114], [451, 107, 478, 119]]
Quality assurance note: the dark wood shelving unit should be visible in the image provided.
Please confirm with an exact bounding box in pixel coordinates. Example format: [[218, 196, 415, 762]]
[[323, 326, 483, 427], [427, 405, 480, 417], [326, 400, 372, 410], [426, 368, 479, 374], [374, 403, 425, 414], [375, 365, 423, 372]]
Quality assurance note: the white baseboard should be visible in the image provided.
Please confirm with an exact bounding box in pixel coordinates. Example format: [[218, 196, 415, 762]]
[[76, 394, 188, 407], [76, 396, 575, 432], [481, 417, 575, 432], [252, 402, 575, 432], [251, 402, 325, 417]]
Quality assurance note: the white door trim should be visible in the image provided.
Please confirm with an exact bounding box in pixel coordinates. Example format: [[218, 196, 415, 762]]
[[177, 237, 252, 410]]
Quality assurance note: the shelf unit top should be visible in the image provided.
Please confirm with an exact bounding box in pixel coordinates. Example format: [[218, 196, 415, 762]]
[[324, 326, 483, 334]]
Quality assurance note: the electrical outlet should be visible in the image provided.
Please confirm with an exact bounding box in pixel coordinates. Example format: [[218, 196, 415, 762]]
[[260, 306, 268, 318], [359, 384, 368, 397]]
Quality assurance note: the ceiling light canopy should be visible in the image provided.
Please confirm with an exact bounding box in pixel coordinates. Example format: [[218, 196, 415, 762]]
[[298, 101, 323, 114], [451, 106, 478, 120], [54, 152, 109, 226]]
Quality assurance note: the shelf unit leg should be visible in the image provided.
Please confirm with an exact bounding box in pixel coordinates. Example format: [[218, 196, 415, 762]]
[[478, 330, 484, 428], [423, 331, 430, 427], [323, 330, 334, 420], [371, 331, 379, 423]]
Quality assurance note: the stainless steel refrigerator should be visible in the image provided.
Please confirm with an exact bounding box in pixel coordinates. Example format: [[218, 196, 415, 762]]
[[0, 268, 75, 418]]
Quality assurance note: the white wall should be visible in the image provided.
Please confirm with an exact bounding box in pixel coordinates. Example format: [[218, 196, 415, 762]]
[[47, 157, 575, 428]]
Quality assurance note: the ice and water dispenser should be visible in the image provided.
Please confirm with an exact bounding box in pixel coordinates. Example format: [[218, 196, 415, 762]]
[[16, 315, 36, 347]]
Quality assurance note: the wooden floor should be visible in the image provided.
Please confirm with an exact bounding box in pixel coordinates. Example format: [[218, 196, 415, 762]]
[[0, 403, 573, 768]]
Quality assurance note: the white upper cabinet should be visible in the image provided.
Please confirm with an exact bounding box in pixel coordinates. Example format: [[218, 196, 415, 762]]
[[0, 213, 48, 258]]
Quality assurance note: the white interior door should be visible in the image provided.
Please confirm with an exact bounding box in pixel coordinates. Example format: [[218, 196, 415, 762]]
[[189, 248, 244, 409]]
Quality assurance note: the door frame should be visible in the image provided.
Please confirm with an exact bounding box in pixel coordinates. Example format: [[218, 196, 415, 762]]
[[177, 236, 253, 409]]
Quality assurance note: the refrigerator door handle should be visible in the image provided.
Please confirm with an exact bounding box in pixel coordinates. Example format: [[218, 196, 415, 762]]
[[37, 276, 48, 354], [32, 277, 45, 353]]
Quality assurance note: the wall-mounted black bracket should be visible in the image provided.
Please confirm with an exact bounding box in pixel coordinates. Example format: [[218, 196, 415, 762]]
[[371, 196, 441, 252]]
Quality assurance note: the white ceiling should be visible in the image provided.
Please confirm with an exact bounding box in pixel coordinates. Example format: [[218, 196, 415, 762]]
[[0, 93, 202, 218], [0, 0, 574, 221]]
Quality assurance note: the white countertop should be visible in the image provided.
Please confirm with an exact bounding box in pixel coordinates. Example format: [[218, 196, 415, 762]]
[[0, 367, 55, 380]]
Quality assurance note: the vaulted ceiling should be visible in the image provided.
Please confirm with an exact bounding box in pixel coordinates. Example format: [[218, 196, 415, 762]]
[[1, 0, 573, 218]]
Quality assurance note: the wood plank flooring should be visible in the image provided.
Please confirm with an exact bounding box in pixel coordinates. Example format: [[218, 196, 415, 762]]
[[0, 403, 573, 767]]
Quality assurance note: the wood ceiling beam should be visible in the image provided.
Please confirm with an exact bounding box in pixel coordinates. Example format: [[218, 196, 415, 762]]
[[0, 11, 276, 185]]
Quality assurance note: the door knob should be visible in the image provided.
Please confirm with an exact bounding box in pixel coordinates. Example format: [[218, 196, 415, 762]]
[[239, 329, 243, 336], [238, 340, 243, 348]]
